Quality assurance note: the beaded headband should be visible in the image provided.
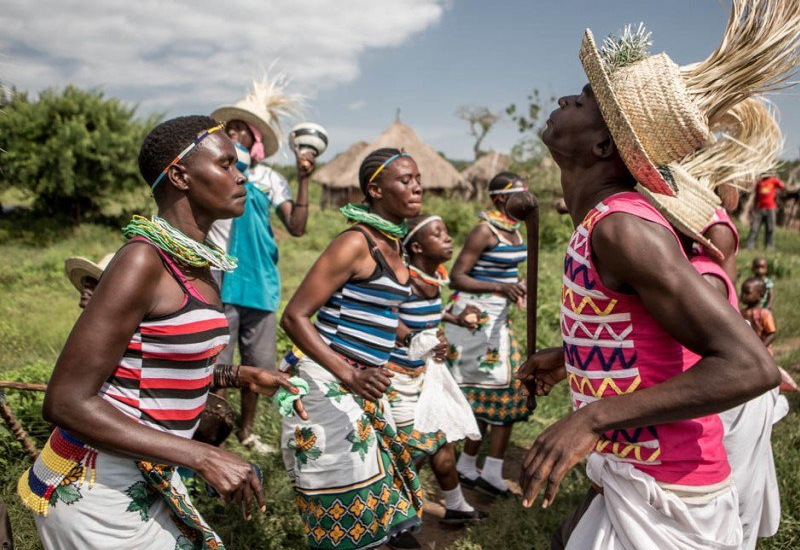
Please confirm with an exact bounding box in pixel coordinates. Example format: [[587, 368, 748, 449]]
[[402, 215, 442, 246], [367, 152, 411, 184], [151, 123, 226, 190], [489, 180, 527, 196]]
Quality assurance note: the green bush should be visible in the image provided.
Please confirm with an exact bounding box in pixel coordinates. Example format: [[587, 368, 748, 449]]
[[0, 86, 159, 224]]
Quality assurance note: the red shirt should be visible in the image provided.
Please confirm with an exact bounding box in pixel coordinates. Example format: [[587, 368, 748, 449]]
[[756, 176, 784, 209]]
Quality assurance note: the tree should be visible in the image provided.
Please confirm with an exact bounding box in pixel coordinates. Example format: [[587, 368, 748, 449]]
[[456, 105, 501, 160], [505, 88, 555, 168], [0, 85, 159, 223]]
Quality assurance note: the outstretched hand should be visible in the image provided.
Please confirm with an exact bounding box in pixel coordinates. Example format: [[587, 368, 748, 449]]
[[199, 447, 265, 521], [515, 347, 567, 397], [239, 366, 308, 420], [520, 407, 599, 509]]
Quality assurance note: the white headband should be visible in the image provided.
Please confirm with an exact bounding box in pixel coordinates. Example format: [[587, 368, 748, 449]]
[[488, 187, 527, 196], [402, 215, 443, 246]]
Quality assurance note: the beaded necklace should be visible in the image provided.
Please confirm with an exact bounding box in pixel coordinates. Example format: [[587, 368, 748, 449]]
[[122, 215, 238, 272], [409, 264, 450, 287], [478, 210, 520, 232], [340, 203, 408, 238]]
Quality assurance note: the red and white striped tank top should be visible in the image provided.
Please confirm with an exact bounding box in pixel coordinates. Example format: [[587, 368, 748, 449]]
[[98, 238, 229, 439]]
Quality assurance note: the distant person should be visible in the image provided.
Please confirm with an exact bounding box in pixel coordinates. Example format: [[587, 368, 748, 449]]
[[446, 171, 530, 498], [751, 257, 775, 309], [208, 77, 315, 454], [745, 174, 784, 249], [64, 254, 114, 309], [741, 277, 777, 355]]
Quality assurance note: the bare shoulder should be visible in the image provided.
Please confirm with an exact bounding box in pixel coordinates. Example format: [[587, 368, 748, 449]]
[[105, 241, 165, 282], [464, 222, 494, 248], [592, 212, 680, 263]]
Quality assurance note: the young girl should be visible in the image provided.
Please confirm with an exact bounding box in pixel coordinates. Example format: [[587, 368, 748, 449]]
[[18, 116, 304, 549], [386, 214, 484, 525], [445, 172, 530, 497], [280, 148, 424, 550]]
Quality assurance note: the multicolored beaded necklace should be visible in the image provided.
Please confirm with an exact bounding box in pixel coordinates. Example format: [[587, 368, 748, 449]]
[[478, 210, 520, 232], [340, 203, 409, 239], [122, 215, 238, 272], [409, 264, 449, 287]]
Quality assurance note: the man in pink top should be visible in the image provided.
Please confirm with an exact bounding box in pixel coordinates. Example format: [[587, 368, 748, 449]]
[[515, 15, 789, 550]]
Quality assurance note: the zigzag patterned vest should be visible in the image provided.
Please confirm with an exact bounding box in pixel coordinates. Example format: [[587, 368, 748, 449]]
[[561, 192, 730, 486]]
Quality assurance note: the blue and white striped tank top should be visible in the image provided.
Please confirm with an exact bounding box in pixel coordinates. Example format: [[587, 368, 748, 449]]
[[315, 227, 411, 368], [467, 223, 527, 284], [388, 291, 443, 370]]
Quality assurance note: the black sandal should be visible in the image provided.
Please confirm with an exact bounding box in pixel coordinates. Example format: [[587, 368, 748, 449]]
[[473, 477, 513, 498]]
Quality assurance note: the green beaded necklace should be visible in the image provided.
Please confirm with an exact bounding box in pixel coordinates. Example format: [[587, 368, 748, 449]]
[[339, 203, 408, 238], [122, 215, 238, 272]]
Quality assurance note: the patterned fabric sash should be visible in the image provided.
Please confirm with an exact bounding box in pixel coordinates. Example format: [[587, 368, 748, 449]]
[[354, 396, 423, 520], [136, 462, 224, 550]]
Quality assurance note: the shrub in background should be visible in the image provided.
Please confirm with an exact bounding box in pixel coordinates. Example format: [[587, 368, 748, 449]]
[[0, 85, 159, 223]]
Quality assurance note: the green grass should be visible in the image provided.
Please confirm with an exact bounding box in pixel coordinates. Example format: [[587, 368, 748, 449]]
[[0, 198, 799, 549]]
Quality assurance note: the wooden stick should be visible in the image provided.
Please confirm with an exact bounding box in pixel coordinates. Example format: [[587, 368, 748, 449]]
[[0, 390, 39, 459], [0, 381, 47, 392], [506, 191, 540, 411]]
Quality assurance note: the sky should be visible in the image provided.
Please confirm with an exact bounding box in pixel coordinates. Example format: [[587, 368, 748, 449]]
[[2, 0, 799, 163]]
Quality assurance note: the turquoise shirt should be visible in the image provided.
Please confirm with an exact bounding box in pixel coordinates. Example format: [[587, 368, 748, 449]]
[[221, 165, 290, 312]]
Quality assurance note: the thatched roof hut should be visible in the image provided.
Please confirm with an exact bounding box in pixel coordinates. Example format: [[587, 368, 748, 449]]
[[461, 151, 510, 200], [314, 122, 467, 207]]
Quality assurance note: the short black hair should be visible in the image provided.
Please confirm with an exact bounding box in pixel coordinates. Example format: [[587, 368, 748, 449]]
[[489, 171, 523, 194], [358, 147, 406, 197], [138, 115, 219, 189], [742, 276, 766, 296]]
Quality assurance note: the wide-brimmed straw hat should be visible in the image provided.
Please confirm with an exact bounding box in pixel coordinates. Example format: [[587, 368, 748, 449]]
[[65, 253, 114, 291], [211, 74, 303, 159], [580, 29, 707, 197], [637, 175, 722, 258], [639, 96, 783, 259], [581, 2, 800, 197]]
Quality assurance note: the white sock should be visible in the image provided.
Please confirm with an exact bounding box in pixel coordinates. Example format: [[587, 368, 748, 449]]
[[480, 456, 508, 491], [456, 452, 479, 480], [442, 485, 474, 512]]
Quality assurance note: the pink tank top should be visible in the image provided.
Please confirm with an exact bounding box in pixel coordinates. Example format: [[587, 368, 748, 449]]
[[562, 192, 730, 486], [692, 207, 739, 258]]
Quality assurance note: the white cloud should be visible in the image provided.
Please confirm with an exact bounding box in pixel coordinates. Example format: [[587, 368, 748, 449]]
[[0, 0, 446, 116]]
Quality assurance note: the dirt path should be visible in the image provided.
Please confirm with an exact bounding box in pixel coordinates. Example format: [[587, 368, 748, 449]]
[[382, 446, 528, 549]]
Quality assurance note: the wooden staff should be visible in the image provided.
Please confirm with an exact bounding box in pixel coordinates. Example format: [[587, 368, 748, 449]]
[[0, 389, 39, 459], [506, 191, 539, 411], [0, 381, 47, 392]]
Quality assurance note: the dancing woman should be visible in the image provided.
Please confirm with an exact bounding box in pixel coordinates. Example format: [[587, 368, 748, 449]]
[[280, 148, 424, 550], [386, 215, 484, 524], [18, 116, 304, 549], [446, 172, 530, 497]]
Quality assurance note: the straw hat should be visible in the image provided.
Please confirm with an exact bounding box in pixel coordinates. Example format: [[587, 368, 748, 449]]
[[581, 2, 800, 197], [211, 74, 303, 158], [637, 175, 722, 258], [639, 97, 783, 259], [65, 253, 114, 291]]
